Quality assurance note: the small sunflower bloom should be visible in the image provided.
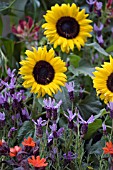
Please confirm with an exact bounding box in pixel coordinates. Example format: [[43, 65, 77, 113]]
[[22, 137, 36, 147], [10, 146, 22, 157], [19, 46, 67, 97], [103, 141, 113, 155], [28, 155, 48, 168], [42, 3, 93, 53], [93, 56, 113, 104]]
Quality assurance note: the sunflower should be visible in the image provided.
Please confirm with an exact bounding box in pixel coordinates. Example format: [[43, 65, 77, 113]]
[[93, 56, 113, 104], [19, 46, 67, 97], [42, 3, 93, 53]]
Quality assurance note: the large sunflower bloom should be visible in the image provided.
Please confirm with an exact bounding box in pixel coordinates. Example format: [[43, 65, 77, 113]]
[[19, 46, 67, 97], [42, 3, 93, 53], [93, 56, 113, 104]]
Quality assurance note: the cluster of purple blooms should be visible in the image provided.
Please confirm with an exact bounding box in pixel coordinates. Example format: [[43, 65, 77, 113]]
[[0, 68, 30, 137], [30, 81, 95, 164], [86, 0, 102, 16], [86, 0, 104, 46], [1, 69, 111, 166]]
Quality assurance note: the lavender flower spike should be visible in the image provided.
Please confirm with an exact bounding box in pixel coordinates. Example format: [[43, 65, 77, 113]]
[[33, 117, 47, 127], [107, 102, 113, 119], [64, 109, 76, 122], [86, 0, 96, 5], [66, 81, 75, 101], [64, 109, 76, 129], [86, 0, 97, 12], [43, 97, 62, 119], [63, 151, 77, 161], [78, 114, 94, 124], [0, 112, 5, 127], [7, 68, 16, 78], [78, 114, 94, 135], [96, 35, 104, 46], [0, 112, 5, 121], [32, 117, 47, 138], [94, 23, 103, 36]]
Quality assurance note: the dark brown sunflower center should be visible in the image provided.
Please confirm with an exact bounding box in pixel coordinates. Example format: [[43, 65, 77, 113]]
[[107, 73, 113, 92], [33, 60, 55, 85], [56, 16, 80, 39]]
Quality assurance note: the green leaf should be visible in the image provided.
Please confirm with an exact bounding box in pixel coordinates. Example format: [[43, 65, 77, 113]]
[[55, 87, 71, 111], [17, 121, 35, 144], [1, 38, 15, 68], [68, 65, 95, 77], [84, 119, 102, 140], [106, 45, 113, 53], [0, 16, 3, 35], [0, 0, 16, 14], [85, 42, 109, 56], [94, 108, 107, 120], [0, 48, 8, 77], [86, 136, 105, 155], [78, 95, 102, 119], [69, 54, 81, 68]]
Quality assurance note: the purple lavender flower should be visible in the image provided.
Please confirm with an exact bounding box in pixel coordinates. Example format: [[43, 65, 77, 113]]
[[12, 91, 26, 112], [47, 123, 64, 144], [1, 78, 16, 89], [94, 23, 103, 36], [96, 1, 102, 10], [20, 108, 30, 122], [8, 127, 17, 138], [66, 82, 75, 101], [7, 68, 16, 78], [96, 35, 104, 46], [43, 97, 62, 120], [32, 117, 47, 138], [86, 0, 97, 12], [0, 92, 10, 110], [95, 1, 103, 16], [86, 0, 96, 5], [52, 100, 62, 121], [107, 102, 113, 119], [0, 112, 5, 127], [102, 123, 107, 135], [43, 97, 54, 119], [64, 109, 76, 129], [63, 151, 77, 161], [78, 113, 94, 135]]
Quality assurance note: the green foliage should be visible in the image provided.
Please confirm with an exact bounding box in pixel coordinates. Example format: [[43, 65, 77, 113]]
[[17, 120, 35, 144], [85, 119, 102, 140]]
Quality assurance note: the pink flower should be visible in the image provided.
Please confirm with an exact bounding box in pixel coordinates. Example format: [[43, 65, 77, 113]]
[[107, 0, 113, 8], [12, 16, 39, 41]]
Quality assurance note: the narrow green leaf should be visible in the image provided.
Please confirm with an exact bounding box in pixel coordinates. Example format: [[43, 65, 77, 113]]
[[85, 42, 109, 56], [106, 45, 113, 53], [94, 108, 107, 120]]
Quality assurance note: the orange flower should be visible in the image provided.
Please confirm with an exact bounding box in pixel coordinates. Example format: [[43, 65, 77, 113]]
[[0, 140, 3, 146], [28, 155, 48, 168], [22, 137, 36, 147], [103, 141, 113, 154], [10, 146, 22, 157]]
